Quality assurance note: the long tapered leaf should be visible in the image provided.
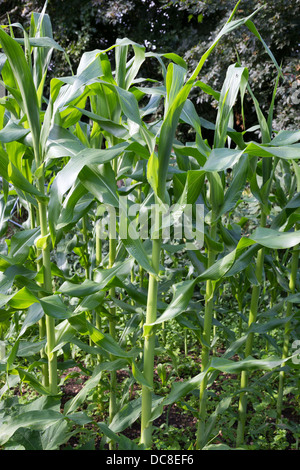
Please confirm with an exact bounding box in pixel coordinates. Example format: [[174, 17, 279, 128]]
[[0, 28, 40, 152]]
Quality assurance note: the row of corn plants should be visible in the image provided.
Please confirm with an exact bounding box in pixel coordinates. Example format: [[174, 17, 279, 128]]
[[0, 1, 299, 450]]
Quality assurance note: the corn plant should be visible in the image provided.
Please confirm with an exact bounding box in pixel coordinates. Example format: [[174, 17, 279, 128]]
[[0, 0, 299, 451], [0, 7, 65, 395]]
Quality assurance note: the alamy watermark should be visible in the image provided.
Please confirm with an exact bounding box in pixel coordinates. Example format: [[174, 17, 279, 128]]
[[292, 340, 300, 365], [95, 196, 204, 250], [291, 80, 300, 105]]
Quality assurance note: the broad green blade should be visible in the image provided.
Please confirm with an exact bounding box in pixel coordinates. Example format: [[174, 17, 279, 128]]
[[214, 64, 248, 149], [0, 27, 40, 154], [251, 227, 300, 249]]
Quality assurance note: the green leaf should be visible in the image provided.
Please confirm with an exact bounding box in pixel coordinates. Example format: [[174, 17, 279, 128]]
[[0, 265, 37, 295], [97, 422, 145, 450], [78, 163, 120, 208], [7, 161, 48, 204], [74, 107, 129, 139], [78, 166, 157, 275], [145, 279, 196, 329], [17, 340, 46, 357], [250, 227, 300, 249], [9, 287, 39, 309], [6, 427, 43, 450], [0, 27, 40, 152], [40, 295, 74, 320], [214, 64, 248, 149], [68, 313, 137, 359], [110, 396, 143, 433], [41, 420, 71, 450], [109, 394, 163, 434], [14, 36, 63, 52], [53, 142, 128, 201], [60, 260, 133, 296], [203, 148, 245, 172], [270, 130, 300, 146], [64, 360, 128, 415], [0, 410, 64, 445], [45, 124, 85, 159], [0, 120, 30, 143], [7, 228, 40, 264], [245, 19, 282, 78], [215, 153, 248, 219], [6, 339, 19, 373]]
